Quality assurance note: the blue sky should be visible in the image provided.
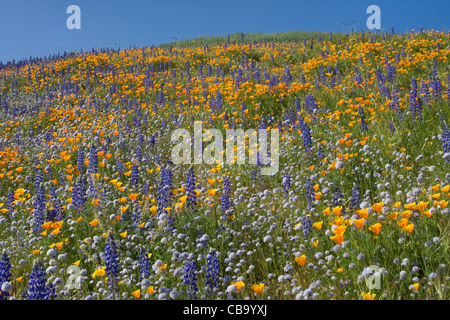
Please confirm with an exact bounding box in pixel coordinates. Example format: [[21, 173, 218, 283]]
[[0, 0, 448, 63]]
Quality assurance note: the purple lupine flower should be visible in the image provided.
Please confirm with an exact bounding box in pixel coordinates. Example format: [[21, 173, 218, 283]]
[[333, 186, 344, 208], [116, 160, 124, 175], [351, 184, 361, 209], [157, 178, 169, 217], [379, 84, 390, 98], [27, 260, 54, 300], [355, 73, 362, 86], [6, 190, 14, 216], [390, 123, 396, 132], [77, 149, 85, 174], [302, 212, 312, 238], [420, 80, 430, 106], [305, 94, 318, 118], [390, 88, 403, 122], [317, 146, 325, 160], [105, 236, 119, 291], [359, 106, 368, 131], [301, 123, 313, 151], [186, 167, 197, 208], [0, 251, 12, 300], [284, 66, 292, 87], [410, 89, 422, 121], [375, 68, 384, 83], [305, 179, 315, 210], [386, 63, 396, 83], [205, 250, 220, 294], [162, 166, 173, 191], [183, 259, 198, 299], [431, 68, 442, 99], [132, 206, 141, 229], [282, 173, 291, 194], [259, 116, 266, 130], [139, 248, 150, 279], [130, 164, 139, 186], [221, 177, 232, 214]]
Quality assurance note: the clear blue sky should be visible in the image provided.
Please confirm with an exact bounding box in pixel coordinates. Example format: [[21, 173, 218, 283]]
[[0, 0, 448, 63]]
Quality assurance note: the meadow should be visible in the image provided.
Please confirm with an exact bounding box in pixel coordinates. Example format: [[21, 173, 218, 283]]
[[0, 30, 449, 300]]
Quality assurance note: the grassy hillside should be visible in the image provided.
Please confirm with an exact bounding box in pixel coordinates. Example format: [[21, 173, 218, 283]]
[[0, 30, 449, 300]]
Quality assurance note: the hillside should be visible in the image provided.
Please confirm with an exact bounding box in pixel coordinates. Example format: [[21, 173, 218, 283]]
[[0, 30, 449, 300]]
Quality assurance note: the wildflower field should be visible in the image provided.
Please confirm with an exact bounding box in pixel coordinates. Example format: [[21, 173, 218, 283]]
[[0, 30, 449, 300]]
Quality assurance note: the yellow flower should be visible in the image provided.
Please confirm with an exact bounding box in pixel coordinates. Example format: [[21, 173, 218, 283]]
[[175, 202, 184, 212], [414, 201, 428, 212], [387, 212, 398, 220], [356, 208, 369, 218], [402, 224, 414, 233], [89, 219, 98, 227], [330, 233, 344, 245], [206, 189, 217, 196], [120, 231, 127, 238], [149, 206, 158, 215], [92, 267, 106, 278], [146, 286, 154, 294], [372, 202, 383, 213], [251, 283, 265, 295], [398, 218, 409, 228], [295, 255, 306, 266], [131, 289, 140, 299], [332, 225, 346, 235], [312, 221, 323, 230], [129, 193, 139, 201], [353, 218, 365, 229], [73, 260, 80, 266], [423, 210, 433, 218], [434, 200, 448, 208], [332, 206, 343, 216], [368, 223, 382, 235], [158, 264, 167, 271], [361, 292, 376, 300], [231, 281, 245, 291]]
